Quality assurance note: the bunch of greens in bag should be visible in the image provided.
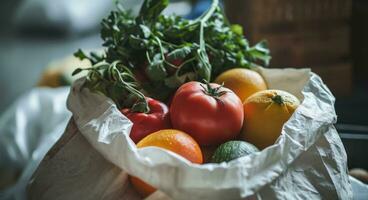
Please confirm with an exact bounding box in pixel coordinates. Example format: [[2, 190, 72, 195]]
[[73, 0, 270, 113]]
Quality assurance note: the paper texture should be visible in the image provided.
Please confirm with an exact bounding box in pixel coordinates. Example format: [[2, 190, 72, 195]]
[[67, 67, 352, 200]]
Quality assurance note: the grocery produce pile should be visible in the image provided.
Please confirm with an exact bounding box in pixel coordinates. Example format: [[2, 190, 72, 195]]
[[72, 0, 300, 198]]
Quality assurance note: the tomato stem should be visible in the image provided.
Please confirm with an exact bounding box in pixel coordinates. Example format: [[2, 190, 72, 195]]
[[201, 80, 227, 99], [272, 95, 284, 105]]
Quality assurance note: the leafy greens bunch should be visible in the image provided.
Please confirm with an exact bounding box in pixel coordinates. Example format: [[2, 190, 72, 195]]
[[73, 0, 270, 113]]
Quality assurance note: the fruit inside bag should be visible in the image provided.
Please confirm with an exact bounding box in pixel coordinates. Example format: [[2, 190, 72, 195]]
[[33, 67, 349, 200]]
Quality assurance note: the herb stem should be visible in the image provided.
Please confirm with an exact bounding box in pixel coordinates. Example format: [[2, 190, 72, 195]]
[[192, 0, 219, 25], [178, 57, 196, 68], [160, 40, 180, 48], [196, 0, 219, 81], [200, 0, 219, 23], [114, 67, 150, 113]]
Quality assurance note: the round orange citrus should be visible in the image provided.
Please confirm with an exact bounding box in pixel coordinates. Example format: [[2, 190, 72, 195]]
[[242, 90, 300, 149], [130, 129, 203, 197], [214, 68, 267, 103]]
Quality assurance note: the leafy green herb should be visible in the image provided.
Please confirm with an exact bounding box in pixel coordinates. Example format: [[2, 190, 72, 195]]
[[73, 0, 270, 112], [138, 0, 169, 22], [74, 49, 105, 65]]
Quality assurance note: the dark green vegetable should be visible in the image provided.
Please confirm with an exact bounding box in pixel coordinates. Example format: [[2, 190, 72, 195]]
[[211, 141, 259, 163], [73, 0, 270, 112]]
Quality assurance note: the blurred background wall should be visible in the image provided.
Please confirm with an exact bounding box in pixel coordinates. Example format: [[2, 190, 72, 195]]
[[226, 0, 352, 96]]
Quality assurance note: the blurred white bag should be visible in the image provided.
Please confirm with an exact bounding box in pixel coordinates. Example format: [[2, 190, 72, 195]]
[[29, 67, 353, 199], [0, 87, 70, 200]]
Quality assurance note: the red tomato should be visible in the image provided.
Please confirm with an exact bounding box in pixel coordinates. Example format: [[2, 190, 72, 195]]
[[165, 53, 184, 67], [167, 58, 183, 67], [121, 98, 171, 143], [165, 54, 183, 76], [170, 81, 244, 146]]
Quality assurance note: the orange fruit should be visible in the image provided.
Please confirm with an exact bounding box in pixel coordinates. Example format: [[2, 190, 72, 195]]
[[242, 90, 300, 149], [214, 68, 267, 103], [130, 177, 156, 198], [130, 129, 203, 197]]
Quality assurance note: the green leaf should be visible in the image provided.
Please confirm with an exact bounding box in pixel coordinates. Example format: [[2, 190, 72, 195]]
[[73, 49, 105, 65], [231, 24, 243, 36], [252, 40, 270, 54], [248, 40, 271, 65], [74, 49, 89, 60], [164, 72, 196, 88], [167, 46, 191, 60], [131, 100, 150, 113], [142, 81, 173, 101], [72, 68, 83, 76], [250, 51, 271, 66], [146, 54, 167, 81], [139, 24, 152, 38], [129, 35, 148, 49], [138, 0, 169, 21]]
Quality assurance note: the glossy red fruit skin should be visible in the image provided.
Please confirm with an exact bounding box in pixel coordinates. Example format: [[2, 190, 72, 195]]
[[170, 81, 244, 146], [121, 98, 171, 143]]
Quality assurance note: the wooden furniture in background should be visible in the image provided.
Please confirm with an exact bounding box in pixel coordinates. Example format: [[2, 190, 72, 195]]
[[225, 0, 352, 96], [352, 0, 368, 86]]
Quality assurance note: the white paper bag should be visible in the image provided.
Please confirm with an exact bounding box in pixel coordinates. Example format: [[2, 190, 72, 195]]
[[66, 67, 352, 200]]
